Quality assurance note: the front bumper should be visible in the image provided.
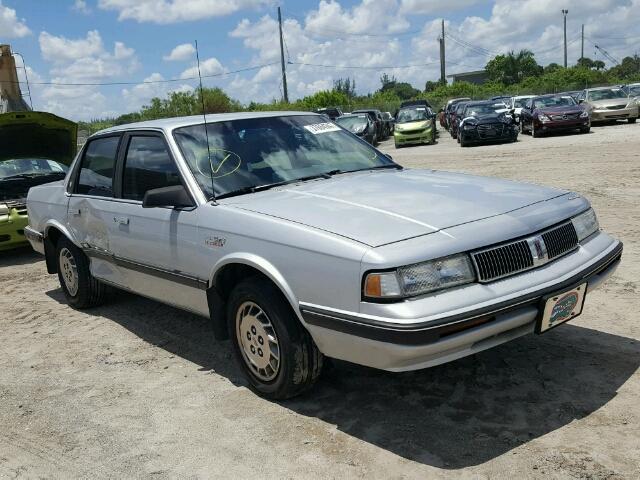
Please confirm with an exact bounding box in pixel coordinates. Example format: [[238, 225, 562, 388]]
[[394, 127, 433, 145], [460, 125, 518, 144], [591, 106, 637, 122], [300, 236, 622, 371], [0, 207, 29, 251], [538, 118, 590, 131]]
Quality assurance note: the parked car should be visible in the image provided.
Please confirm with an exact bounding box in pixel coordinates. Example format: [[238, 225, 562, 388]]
[[25, 112, 622, 399], [335, 113, 376, 144], [0, 111, 76, 251], [393, 104, 436, 147], [449, 101, 470, 139], [621, 83, 640, 116], [315, 107, 343, 120], [443, 98, 471, 130], [352, 109, 386, 140], [520, 94, 591, 137], [558, 90, 582, 102], [400, 99, 432, 109], [381, 111, 395, 135], [489, 95, 512, 104], [507, 95, 534, 120], [577, 87, 638, 124], [457, 101, 519, 147]]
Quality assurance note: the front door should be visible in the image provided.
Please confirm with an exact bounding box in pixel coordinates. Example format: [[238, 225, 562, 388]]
[[107, 132, 208, 317]]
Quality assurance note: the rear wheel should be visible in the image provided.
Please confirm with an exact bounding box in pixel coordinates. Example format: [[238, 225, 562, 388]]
[[56, 236, 107, 308], [227, 277, 323, 399]]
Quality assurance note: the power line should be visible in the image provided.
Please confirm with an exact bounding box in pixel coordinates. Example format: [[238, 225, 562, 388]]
[[288, 60, 439, 70], [8, 61, 280, 87]]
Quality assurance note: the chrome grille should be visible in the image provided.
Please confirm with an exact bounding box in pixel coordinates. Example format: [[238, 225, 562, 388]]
[[550, 113, 580, 121], [471, 222, 579, 283], [606, 105, 626, 110], [542, 222, 578, 259], [472, 240, 533, 282], [477, 123, 504, 138]]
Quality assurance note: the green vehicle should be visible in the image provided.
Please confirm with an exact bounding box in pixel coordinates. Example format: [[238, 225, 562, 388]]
[[393, 103, 436, 148], [0, 111, 76, 251]]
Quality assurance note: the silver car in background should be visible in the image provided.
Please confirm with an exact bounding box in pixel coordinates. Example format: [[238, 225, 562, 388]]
[[25, 112, 623, 399]]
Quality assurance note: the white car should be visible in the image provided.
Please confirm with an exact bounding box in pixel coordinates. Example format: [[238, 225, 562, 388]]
[[508, 95, 535, 119], [25, 112, 623, 399]]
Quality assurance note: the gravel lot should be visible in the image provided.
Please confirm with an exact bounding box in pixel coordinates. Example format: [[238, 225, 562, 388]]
[[1, 122, 639, 479]]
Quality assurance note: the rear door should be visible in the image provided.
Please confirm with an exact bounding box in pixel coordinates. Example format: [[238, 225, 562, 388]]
[[67, 134, 127, 286], [107, 131, 209, 317]]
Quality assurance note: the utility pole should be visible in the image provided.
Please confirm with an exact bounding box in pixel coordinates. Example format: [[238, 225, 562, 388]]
[[277, 6, 289, 103], [439, 19, 445, 85], [581, 24, 584, 60], [562, 9, 568, 67]]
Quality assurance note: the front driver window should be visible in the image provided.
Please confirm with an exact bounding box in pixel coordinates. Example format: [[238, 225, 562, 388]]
[[122, 135, 182, 201]]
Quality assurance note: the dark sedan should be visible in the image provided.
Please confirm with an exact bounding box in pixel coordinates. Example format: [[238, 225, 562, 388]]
[[520, 94, 590, 137], [458, 101, 518, 147], [449, 101, 470, 139], [335, 114, 376, 144]]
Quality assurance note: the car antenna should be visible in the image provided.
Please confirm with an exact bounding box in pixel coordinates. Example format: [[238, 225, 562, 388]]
[[195, 40, 216, 203]]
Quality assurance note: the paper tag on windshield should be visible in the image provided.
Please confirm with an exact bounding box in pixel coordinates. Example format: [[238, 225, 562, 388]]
[[304, 123, 341, 134], [416, 107, 426, 111]]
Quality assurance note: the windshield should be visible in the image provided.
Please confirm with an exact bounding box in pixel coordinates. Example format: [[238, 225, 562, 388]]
[[463, 104, 503, 117], [533, 96, 576, 108], [396, 107, 429, 123], [0, 158, 68, 179], [335, 115, 368, 129], [626, 86, 640, 96], [173, 115, 394, 199], [588, 89, 626, 101]]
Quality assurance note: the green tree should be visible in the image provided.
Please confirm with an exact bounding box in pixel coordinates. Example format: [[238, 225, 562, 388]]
[[593, 60, 606, 71], [608, 55, 640, 79], [333, 77, 356, 98], [576, 57, 595, 69], [485, 50, 543, 85]]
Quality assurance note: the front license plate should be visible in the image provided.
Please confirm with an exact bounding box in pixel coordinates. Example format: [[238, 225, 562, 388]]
[[536, 283, 587, 334]]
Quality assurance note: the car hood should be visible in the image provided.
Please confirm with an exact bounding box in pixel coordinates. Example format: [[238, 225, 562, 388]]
[[223, 169, 569, 247], [589, 98, 630, 109], [462, 113, 510, 125], [536, 105, 584, 115]]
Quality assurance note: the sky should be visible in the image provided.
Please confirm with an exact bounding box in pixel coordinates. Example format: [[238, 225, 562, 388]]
[[1, 0, 639, 121]]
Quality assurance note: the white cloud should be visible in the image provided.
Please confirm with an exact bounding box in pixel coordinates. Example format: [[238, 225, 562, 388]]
[[122, 73, 194, 111], [163, 43, 196, 61], [400, 0, 487, 15], [0, 1, 31, 38], [98, 0, 272, 24], [39, 30, 104, 63], [72, 0, 91, 14], [180, 57, 226, 79]]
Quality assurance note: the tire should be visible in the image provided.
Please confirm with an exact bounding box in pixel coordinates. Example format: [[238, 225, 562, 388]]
[[459, 135, 467, 147], [56, 236, 107, 309], [628, 118, 637, 124], [580, 126, 591, 134], [532, 122, 540, 138], [394, 141, 400, 149], [519, 119, 525, 134], [227, 276, 323, 400]]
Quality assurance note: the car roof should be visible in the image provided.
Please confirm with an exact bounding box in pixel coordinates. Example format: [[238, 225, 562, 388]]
[[465, 100, 499, 106], [585, 86, 622, 91], [337, 113, 367, 118], [513, 95, 534, 99], [95, 111, 319, 136]]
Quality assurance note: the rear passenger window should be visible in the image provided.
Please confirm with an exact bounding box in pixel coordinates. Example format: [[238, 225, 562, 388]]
[[76, 136, 120, 197], [122, 135, 182, 201]]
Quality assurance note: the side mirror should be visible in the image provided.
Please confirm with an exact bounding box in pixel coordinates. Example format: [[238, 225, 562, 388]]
[[578, 99, 585, 104], [143, 185, 194, 209]]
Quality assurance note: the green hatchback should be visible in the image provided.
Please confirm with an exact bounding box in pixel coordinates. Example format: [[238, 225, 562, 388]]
[[393, 105, 436, 148], [0, 111, 76, 251]]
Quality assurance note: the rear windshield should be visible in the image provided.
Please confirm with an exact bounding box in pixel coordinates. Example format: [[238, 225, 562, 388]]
[[335, 115, 368, 129], [463, 104, 504, 116], [173, 115, 392, 199]]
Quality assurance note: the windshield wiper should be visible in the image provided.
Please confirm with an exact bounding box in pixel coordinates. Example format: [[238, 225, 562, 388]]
[[325, 164, 403, 176], [215, 173, 332, 200], [1, 172, 66, 181]]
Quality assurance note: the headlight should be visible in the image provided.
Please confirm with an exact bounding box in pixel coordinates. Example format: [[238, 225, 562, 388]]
[[364, 254, 475, 300], [0, 203, 8, 220], [463, 123, 476, 130], [572, 208, 599, 242], [580, 110, 589, 118], [538, 114, 551, 122]]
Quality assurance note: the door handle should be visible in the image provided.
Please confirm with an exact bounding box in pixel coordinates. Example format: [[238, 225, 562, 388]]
[[113, 216, 130, 225]]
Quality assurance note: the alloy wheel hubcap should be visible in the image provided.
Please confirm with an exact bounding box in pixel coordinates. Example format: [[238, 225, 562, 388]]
[[59, 248, 79, 296], [236, 301, 280, 381]]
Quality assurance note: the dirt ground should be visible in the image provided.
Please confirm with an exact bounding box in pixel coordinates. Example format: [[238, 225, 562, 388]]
[[1, 122, 639, 479]]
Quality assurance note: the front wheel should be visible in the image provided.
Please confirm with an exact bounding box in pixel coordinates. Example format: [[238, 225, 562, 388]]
[[532, 122, 540, 138], [628, 118, 637, 124], [227, 277, 323, 399], [56, 236, 107, 308], [580, 126, 591, 134]]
